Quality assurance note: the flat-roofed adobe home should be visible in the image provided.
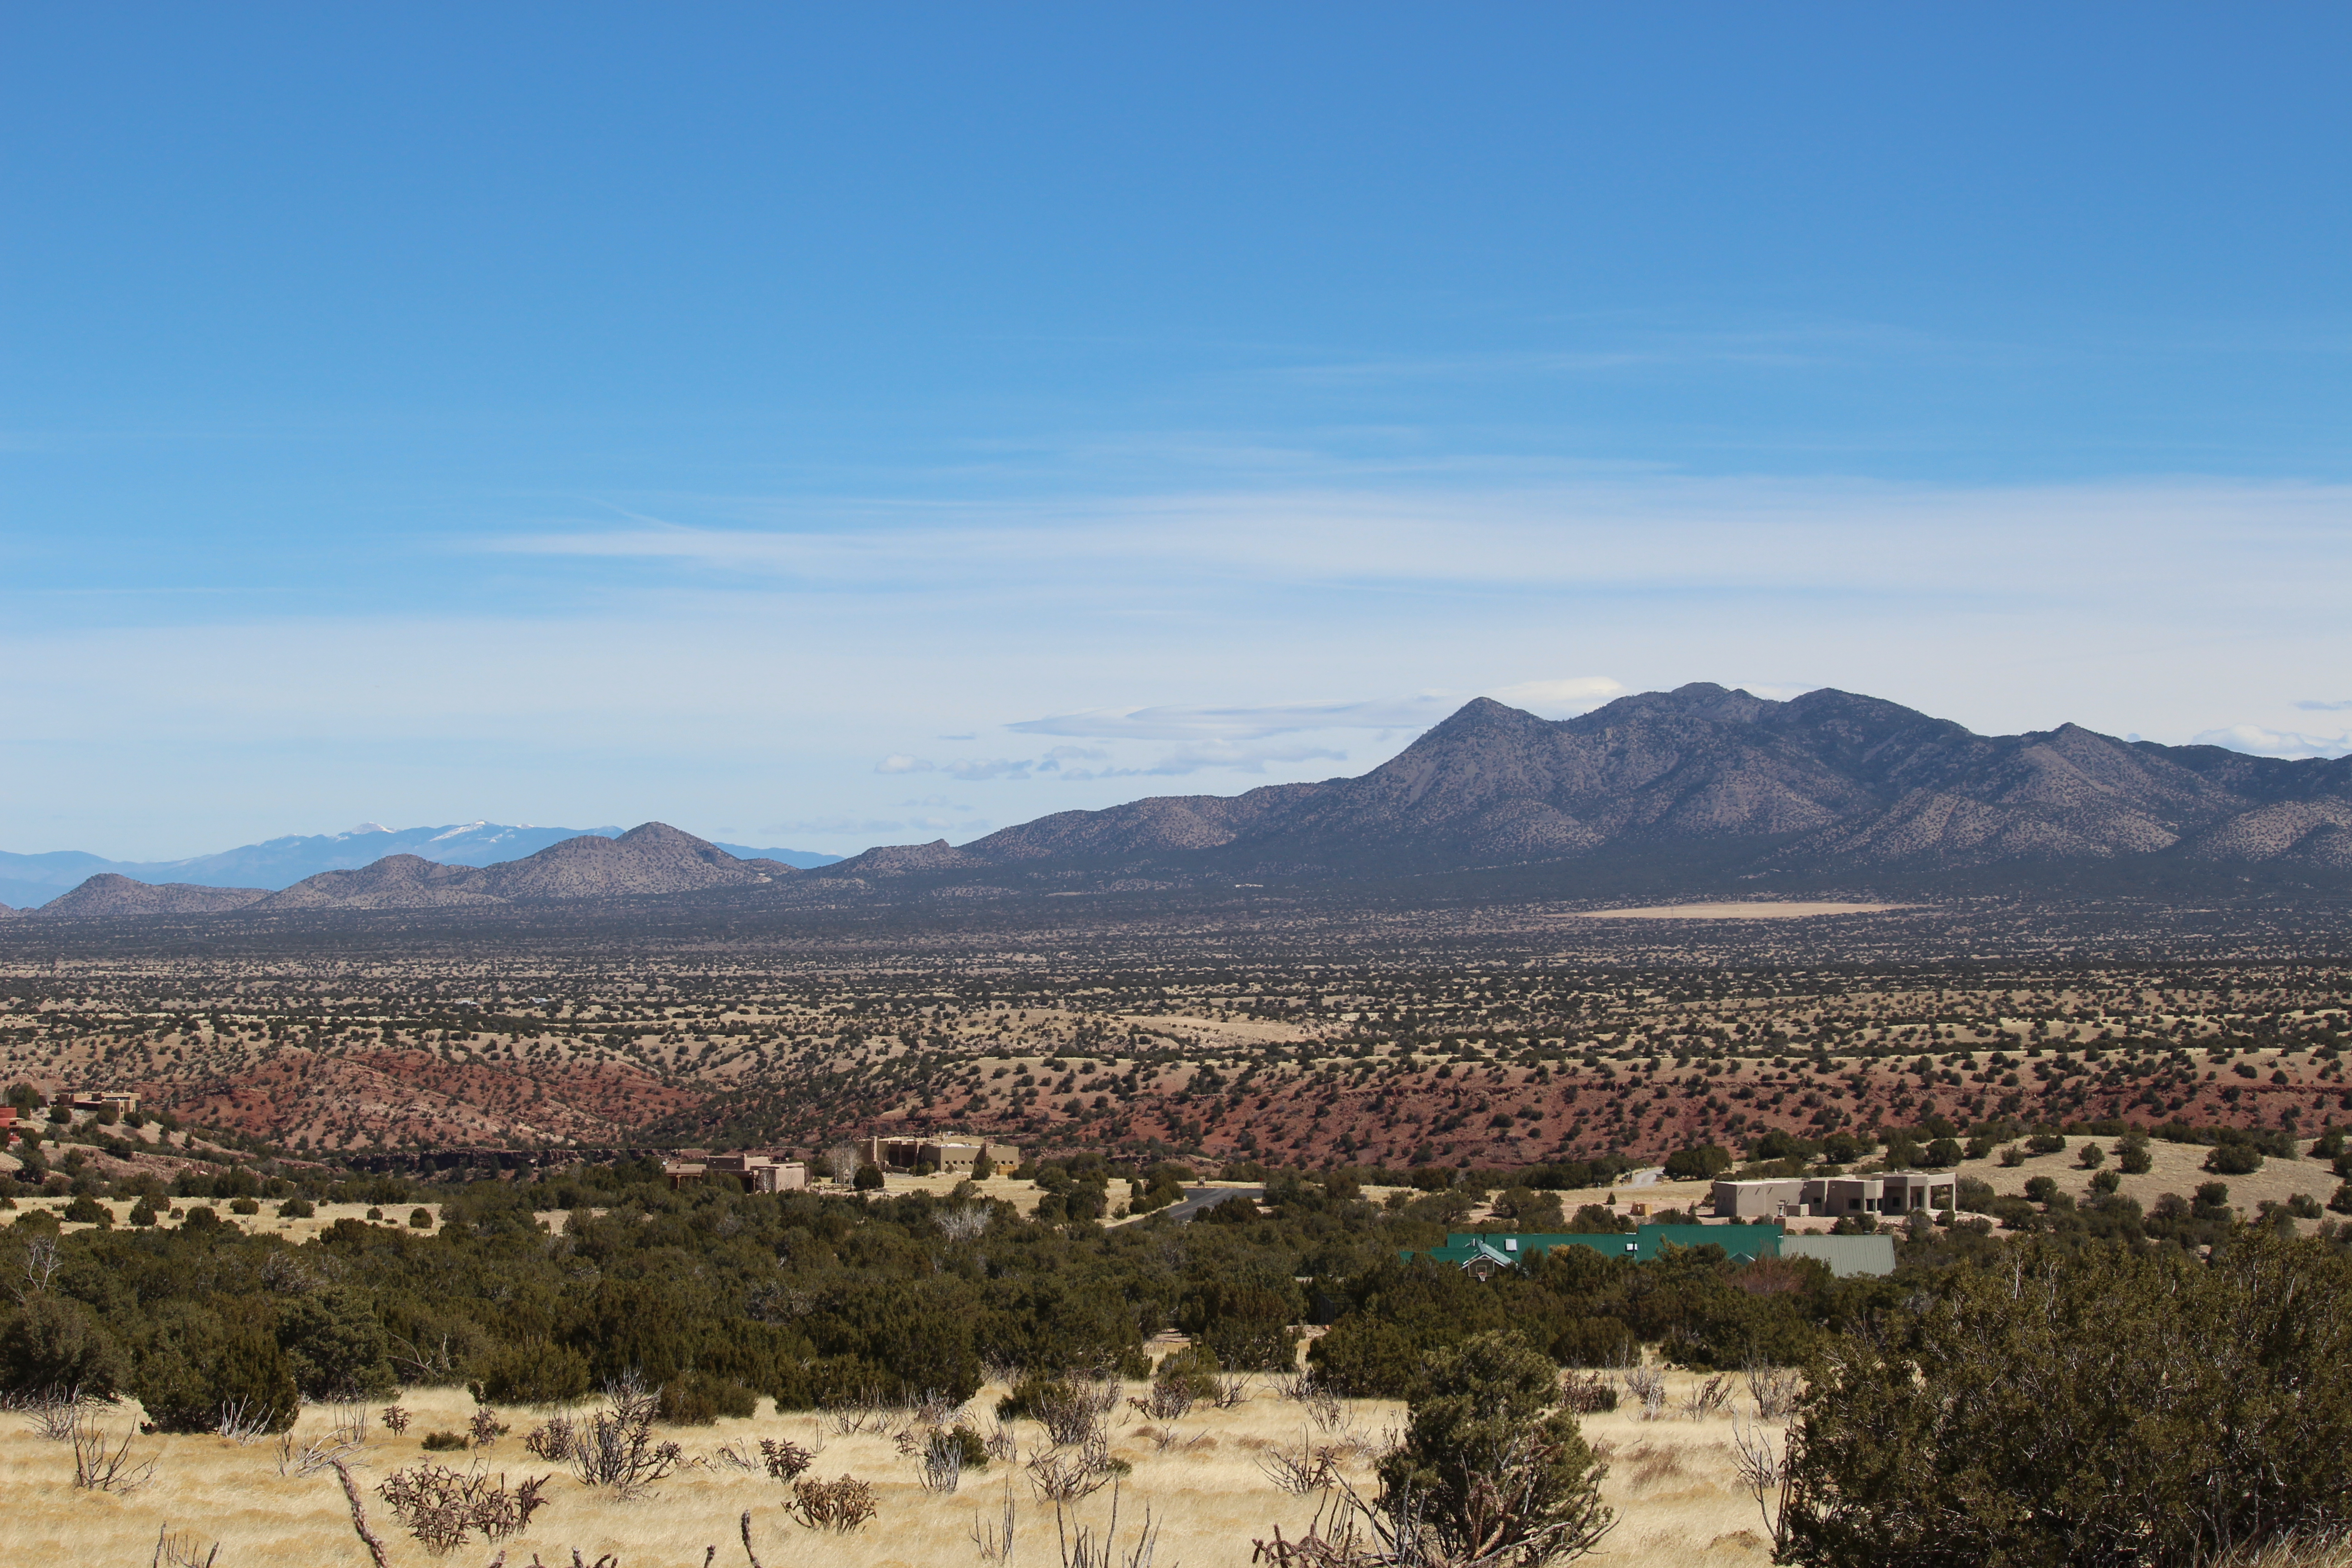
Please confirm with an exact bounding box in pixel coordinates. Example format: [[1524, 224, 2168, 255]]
[[706, 1150, 808, 1192], [1711, 1171, 1961, 1220], [54, 1088, 139, 1115], [864, 1132, 1021, 1175], [662, 1150, 808, 1192]]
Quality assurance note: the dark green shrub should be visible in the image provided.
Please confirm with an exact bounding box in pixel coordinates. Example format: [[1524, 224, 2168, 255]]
[[1153, 1343, 1224, 1403], [278, 1197, 315, 1219], [2077, 1143, 2105, 1169], [2206, 1143, 2264, 1176], [2024, 1176, 2059, 1205], [853, 1164, 885, 1191], [421, 1429, 469, 1451], [995, 1370, 1073, 1422], [2025, 1132, 2067, 1155], [1548, 1316, 1637, 1369], [1780, 1232, 2352, 1568], [2119, 1142, 2153, 1175], [62, 1194, 109, 1225], [1921, 1139, 1963, 1169], [1375, 1330, 1612, 1566], [657, 1369, 758, 1425], [0, 1295, 129, 1398], [229, 1197, 260, 1215], [1308, 1317, 1419, 1397], [1663, 1146, 1732, 1181], [2329, 1182, 2352, 1216], [468, 1340, 592, 1407], [2089, 1169, 2122, 1196], [943, 1423, 989, 1468], [181, 1205, 219, 1231], [278, 1289, 397, 1400]]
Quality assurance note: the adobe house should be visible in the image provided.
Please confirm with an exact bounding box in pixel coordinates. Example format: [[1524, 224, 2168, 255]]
[[863, 1133, 1020, 1176], [53, 1089, 138, 1115], [705, 1151, 808, 1193], [662, 1150, 809, 1192], [1710, 1171, 1960, 1220]]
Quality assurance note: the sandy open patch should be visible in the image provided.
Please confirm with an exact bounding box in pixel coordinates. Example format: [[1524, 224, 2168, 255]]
[[1554, 902, 1913, 921]]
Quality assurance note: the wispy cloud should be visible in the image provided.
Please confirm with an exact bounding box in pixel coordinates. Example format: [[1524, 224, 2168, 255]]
[[1009, 676, 1622, 741], [2192, 724, 2352, 760], [2296, 699, 2352, 714]]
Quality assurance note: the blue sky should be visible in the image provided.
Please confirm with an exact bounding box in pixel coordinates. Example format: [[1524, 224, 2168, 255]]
[[5, 4, 2349, 860]]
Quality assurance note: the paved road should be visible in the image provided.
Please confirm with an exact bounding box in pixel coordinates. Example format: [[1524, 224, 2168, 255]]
[[1160, 1185, 1264, 1223]]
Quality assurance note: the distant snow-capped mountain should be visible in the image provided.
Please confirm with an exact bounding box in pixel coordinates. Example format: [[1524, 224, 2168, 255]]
[[0, 821, 839, 908]]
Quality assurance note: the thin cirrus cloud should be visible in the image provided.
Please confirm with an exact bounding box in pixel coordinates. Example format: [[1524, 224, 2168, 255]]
[[871, 677, 1622, 786], [2190, 724, 2352, 760], [1008, 676, 1623, 742], [2296, 700, 2352, 713]]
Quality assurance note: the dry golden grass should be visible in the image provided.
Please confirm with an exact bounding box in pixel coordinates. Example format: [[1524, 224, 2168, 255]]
[[0, 1370, 1786, 1568]]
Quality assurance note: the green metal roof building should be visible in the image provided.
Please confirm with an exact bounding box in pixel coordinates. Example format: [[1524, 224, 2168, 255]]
[[1403, 1225, 1784, 1274]]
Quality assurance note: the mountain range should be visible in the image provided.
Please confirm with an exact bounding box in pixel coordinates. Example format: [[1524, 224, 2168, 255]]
[[0, 821, 838, 910], [9, 684, 2350, 918], [811, 683, 2352, 884]]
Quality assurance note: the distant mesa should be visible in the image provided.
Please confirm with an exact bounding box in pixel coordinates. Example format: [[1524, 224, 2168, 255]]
[[0, 818, 841, 909], [29, 823, 792, 917]]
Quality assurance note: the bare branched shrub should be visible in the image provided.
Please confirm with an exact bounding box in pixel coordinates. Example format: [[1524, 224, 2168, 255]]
[[328, 1401, 371, 1446], [22, 1385, 90, 1441], [789, 1475, 877, 1533], [712, 1438, 762, 1472], [523, 1415, 574, 1462], [71, 1414, 157, 1494], [1250, 1487, 1374, 1568], [1731, 1415, 1793, 1556], [1256, 1430, 1343, 1496], [1028, 1448, 1112, 1504], [913, 1387, 967, 1427], [1052, 1480, 1162, 1568], [148, 1525, 220, 1568], [217, 1396, 274, 1443], [1683, 1374, 1732, 1421], [1036, 1377, 1121, 1447], [1559, 1371, 1619, 1414], [375, 1463, 550, 1553], [603, 1372, 659, 1429], [1213, 1374, 1254, 1410], [1623, 1366, 1667, 1420], [276, 1429, 368, 1478], [982, 1420, 1019, 1462], [939, 1205, 993, 1243], [827, 1393, 900, 1435], [1275, 1372, 1346, 1431], [468, 1407, 509, 1448], [923, 1427, 968, 1494], [380, 1404, 412, 1437], [760, 1436, 815, 1481], [568, 1410, 681, 1496], [16, 1235, 61, 1300], [971, 1475, 1019, 1566], [1743, 1361, 1803, 1422], [561, 1377, 680, 1496]]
